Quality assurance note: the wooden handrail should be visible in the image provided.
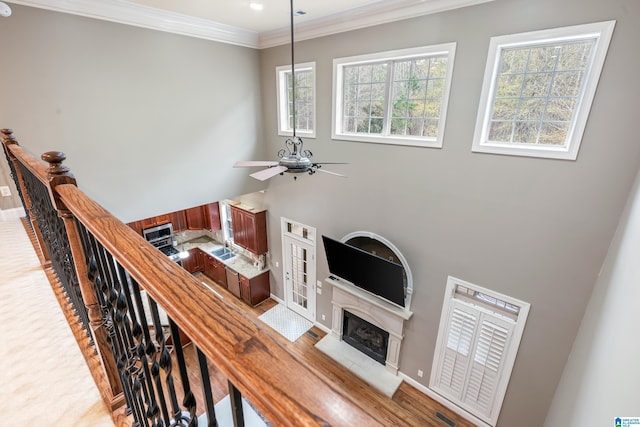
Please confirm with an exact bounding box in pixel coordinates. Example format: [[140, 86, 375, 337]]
[[3, 138, 49, 183], [54, 182, 384, 427]]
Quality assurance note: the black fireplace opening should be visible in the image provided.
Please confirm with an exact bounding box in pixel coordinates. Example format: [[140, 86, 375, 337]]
[[342, 311, 389, 365]]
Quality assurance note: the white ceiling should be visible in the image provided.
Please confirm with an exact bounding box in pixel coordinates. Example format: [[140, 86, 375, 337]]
[[8, 0, 494, 48], [126, 0, 386, 33]]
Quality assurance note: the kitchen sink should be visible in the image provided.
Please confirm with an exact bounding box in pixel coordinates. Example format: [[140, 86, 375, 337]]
[[217, 252, 235, 261], [212, 247, 235, 261]]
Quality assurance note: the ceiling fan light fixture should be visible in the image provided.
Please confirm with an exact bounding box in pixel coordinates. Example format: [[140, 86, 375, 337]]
[[233, 0, 348, 181]]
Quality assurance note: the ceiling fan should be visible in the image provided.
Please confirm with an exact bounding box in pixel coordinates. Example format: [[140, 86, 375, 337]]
[[234, 0, 347, 181]]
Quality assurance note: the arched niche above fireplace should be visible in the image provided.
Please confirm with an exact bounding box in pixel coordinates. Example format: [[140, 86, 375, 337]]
[[341, 231, 413, 310]]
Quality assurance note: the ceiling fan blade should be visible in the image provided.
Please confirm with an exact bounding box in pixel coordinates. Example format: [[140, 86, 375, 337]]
[[234, 160, 279, 168], [250, 165, 288, 181], [314, 168, 347, 178]]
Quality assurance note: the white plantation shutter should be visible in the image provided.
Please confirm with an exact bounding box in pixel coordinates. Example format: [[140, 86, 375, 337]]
[[437, 302, 478, 398], [465, 316, 513, 419], [430, 277, 529, 427]]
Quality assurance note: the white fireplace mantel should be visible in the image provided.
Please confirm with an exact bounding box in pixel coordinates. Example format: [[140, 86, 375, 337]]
[[326, 276, 413, 375]]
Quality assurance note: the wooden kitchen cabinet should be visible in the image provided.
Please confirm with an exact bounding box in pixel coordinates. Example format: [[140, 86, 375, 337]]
[[230, 206, 268, 255], [205, 202, 221, 231], [141, 214, 171, 229], [203, 253, 214, 279], [171, 210, 187, 232], [182, 248, 203, 274], [203, 253, 227, 288], [194, 249, 204, 272], [127, 220, 144, 236], [239, 271, 270, 306], [186, 206, 206, 230]]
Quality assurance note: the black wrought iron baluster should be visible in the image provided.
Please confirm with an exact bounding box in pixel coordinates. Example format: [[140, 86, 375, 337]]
[[101, 242, 149, 427], [17, 162, 90, 337], [130, 276, 171, 427], [106, 258, 158, 422], [89, 234, 146, 426], [87, 231, 136, 416], [119, 266, 165, 427], [196, 347, 217, 427], [228, 381, 245, 427], [149, 297, 185, 425], [113, 270, 148, 427], [1, 132, 29, 225], [79, 223, 137, 415], [168, 319, 197, 426]]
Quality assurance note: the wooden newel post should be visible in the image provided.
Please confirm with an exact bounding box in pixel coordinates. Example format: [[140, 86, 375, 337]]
[[42, 151, 125, 411], [0, 129, 51, 265]]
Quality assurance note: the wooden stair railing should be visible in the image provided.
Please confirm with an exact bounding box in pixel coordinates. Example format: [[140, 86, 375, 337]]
[[1, 129, 51, 265], [1, 130, 124, 412], [1, 129, 387, 427]]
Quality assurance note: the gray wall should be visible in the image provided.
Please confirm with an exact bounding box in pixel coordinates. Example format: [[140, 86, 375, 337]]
[[544, 165, 640, 426], [0, 4, 266, 222], [259, 0, 640, 426], [1, 0, 639, 426]]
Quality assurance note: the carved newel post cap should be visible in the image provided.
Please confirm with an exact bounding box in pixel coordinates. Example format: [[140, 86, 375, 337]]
[[42, 151, 71, 176], [0, 128, 17, 144]]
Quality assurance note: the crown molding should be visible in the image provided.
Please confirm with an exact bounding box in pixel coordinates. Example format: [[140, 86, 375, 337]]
[[9, 0, 260, 48], [258, 0, 495, 48], [10, 0, 494, 49]]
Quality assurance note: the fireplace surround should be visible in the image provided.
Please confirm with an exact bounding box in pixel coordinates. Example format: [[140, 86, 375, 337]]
[[328, 276, 412, 375], [315, 232, 413, 395]]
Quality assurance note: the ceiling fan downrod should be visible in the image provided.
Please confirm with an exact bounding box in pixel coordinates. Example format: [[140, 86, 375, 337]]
[[290, 0, 297, 139]]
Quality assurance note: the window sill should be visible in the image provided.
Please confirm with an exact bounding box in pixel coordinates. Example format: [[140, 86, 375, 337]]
[[278, 131, 316, 139], [332, 133, 443, 149], [472, 140, 576, 160]]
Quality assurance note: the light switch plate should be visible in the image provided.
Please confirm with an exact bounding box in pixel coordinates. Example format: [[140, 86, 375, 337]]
[[0, 186, 11, 197]]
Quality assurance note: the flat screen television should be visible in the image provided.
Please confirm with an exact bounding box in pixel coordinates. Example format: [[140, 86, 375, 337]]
[[322, 235, 405, 307]]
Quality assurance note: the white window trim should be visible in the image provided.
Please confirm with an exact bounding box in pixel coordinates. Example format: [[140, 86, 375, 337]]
[[430, 276, 530, 426], [472, 20, 616, 160], [332, 43, 456, 148], [276, 61, 316, 138]]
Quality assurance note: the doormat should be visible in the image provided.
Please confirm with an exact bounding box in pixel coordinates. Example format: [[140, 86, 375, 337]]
[[258, 304, 313, 342]]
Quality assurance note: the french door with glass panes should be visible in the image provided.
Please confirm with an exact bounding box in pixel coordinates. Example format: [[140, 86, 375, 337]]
[[282, 218, 316, 322]]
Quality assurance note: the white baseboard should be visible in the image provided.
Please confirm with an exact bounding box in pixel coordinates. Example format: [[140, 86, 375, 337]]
[[313, 321, 331, 334], [269, 293, 284, 305], [398, 372, 492, 427], [0, 207, 26, 222]]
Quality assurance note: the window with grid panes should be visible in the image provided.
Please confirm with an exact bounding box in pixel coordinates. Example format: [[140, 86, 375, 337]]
[[333, 44, 456, 148], [472, 21, 615, 160], [276, 62, 315, 137]]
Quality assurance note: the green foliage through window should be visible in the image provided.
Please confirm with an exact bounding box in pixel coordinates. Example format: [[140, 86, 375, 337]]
[[285, 69, 314, 132], [342, 55, 449, 139], [489, 40, 595, 146]]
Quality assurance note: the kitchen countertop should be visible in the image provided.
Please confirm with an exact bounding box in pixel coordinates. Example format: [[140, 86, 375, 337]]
[[180, 236, 269, 279]]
